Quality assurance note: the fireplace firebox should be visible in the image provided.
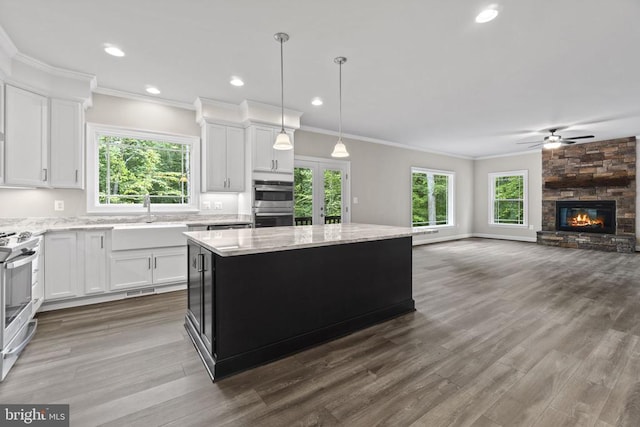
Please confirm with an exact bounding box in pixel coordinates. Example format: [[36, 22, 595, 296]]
[[556, 201, 616, 234]]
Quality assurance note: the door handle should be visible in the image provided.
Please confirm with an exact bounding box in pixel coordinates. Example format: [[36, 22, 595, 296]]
[[75, 169, 79, 183], [227, 177, 230, 188], [271, 160, 274, 170], [154, 257, 157, 269], [100, 236, 104, 249], [148, 257, 151, 270], [42, 168, 48, 181], [275, 160, 278, 170]]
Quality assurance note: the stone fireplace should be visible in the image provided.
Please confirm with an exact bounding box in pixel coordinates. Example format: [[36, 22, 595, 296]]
[[537, 137, 636, 253]]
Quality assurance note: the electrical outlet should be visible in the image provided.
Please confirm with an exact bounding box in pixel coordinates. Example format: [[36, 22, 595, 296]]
[[202, 201, 211, 210], [214, 202, 223, 210], [353, 197, 359, 204], [54, 200, 65, 211]]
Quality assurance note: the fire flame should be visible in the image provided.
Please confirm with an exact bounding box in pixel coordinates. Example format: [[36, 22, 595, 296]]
[[569, 213, 604, 228]]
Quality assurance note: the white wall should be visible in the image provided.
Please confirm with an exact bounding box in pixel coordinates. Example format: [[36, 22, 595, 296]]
[[294, 130, 475, 243], [473, 152, 542, 242]]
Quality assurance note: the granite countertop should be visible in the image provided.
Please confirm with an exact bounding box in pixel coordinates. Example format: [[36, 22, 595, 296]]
[[185, 223, 415, 257], [0, 214, 253, 234]]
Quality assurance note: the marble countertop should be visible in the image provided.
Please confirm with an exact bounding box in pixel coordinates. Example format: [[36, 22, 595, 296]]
[[0, 214, 252, 234], [185, 223, 415, 257]]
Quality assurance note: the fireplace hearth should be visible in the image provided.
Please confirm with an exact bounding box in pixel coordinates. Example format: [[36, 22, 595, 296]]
[[556, 200, 616, 234]]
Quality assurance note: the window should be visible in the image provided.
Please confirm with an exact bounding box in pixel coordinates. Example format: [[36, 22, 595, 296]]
[[489, 170, 528, 226], [411, 168, 454, 227], [87, 124, 199, 213]]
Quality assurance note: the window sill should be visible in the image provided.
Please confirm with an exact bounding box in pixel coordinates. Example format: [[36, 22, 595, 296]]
[[412, 225, 456, 232], [87, 207, 200, 215]]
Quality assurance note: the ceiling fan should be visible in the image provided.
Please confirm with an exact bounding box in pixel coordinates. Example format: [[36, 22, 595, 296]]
[[516, 128, 594, 149]]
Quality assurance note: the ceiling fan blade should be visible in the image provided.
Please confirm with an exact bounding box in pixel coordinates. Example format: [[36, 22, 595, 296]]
[[563, 135, 594, 140], [515, 141, 542, 145], [561, 140, 577, 145]]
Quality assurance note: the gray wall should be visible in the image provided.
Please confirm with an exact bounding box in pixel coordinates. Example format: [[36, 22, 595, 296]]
[[473, 152, 542, 241], [294, 130, 475, 243]]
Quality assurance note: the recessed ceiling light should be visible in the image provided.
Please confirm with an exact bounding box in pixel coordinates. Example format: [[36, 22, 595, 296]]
[[475, 8, 499, 23], [145, 86, 161, 95], [104, 44, 125, 57], [230, 77, 244, 87], [311, 97, 323, 106]]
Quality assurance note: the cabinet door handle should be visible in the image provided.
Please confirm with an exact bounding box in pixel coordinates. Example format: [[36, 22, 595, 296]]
[[100, 236, 104, 249], [42, 168, 48, 181], [75, 169, 79, 183], [154, 257, 157, 269], [271, 159, 274, 170], [276, 159, 278, 170], [227, 177, 231, 188], [148, 257, 151, 270]]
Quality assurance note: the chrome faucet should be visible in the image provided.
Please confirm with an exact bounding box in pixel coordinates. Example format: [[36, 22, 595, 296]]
[[142, 194, 153, 223]]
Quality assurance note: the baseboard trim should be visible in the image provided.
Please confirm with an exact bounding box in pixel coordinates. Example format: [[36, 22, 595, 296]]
[[40, 283, 187, 312], [412, 233, 473, 245], [472, 233, 537, 243]]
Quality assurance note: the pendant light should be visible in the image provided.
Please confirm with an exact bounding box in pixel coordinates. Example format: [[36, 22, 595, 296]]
[[331, 56, 349, 158], [273, 32, 293, 150]]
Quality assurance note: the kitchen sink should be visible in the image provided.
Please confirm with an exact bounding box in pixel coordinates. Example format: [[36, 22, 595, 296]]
[[111, 223, 188, 250]]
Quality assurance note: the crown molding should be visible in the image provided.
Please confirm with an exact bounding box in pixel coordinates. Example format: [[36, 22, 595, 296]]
[[475, 149, 542, 160], [95, 87, 196, 110], [13, 52, 96, 88], [298, 125, 474, 160]]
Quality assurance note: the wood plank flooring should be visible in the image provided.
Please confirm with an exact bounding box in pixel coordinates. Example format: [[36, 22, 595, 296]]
[[2, 238, 640, 426]]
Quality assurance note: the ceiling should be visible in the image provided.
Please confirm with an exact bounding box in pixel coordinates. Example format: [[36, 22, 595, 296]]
[[1, 0, 640, 158]]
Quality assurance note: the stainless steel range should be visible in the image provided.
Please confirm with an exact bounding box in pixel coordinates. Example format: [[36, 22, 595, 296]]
[[0, 231, 39, 381]]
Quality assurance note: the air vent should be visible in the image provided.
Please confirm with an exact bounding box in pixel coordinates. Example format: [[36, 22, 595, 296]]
[[125, 288, 157, 298]]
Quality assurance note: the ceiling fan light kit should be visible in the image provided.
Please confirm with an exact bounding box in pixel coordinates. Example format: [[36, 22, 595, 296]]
[[517, 128, 595, 149]]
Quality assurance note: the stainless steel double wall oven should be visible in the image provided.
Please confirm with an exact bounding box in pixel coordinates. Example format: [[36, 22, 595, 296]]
[[252, 180, 294, 227]]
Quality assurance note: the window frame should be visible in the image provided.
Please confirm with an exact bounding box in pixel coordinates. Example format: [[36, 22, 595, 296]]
[[86, 123, 200, 214], [410, 167, 455, 229], [488, 170, 528, 227]]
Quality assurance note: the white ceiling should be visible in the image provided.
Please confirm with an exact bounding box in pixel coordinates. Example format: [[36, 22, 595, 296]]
[[1, 0, 640, 158]]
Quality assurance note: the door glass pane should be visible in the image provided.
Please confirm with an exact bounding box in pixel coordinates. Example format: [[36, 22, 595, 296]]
[[294, 167, 313, 225], [324, 169, 342, 224]]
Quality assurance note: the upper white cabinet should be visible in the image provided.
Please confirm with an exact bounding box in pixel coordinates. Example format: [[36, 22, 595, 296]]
[[3, 85, 84, 188], [50, 98, 84, 189], [251, 125, 294, 174], [4, 85, 49, 187], [201, 123, 245, 192]]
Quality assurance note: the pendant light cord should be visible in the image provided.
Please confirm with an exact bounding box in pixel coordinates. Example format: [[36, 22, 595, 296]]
[[280, 38, 285, 133], [338, 60, 342, 140]]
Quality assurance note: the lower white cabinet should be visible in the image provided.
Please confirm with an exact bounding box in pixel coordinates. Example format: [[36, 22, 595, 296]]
[[82, 231, 108, 294], [109, 246, 187, 291], [44, 232, 79, 300]]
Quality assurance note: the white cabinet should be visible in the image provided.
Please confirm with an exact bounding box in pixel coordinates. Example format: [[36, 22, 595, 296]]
[[110, 250, 154, 290], [3, 86, 84, 188], [153, 247, 188, 285], [82, 231, 108, 294], [44, 232, 78, 300], [251, 125, 294, 174], [201, 123, 245, 192], [5, 85, 49, 187], [50, 98, 83, 189], [109, 247, 187, 291]]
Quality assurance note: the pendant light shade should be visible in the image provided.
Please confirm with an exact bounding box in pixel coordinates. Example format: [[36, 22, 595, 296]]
[[273, 32, 293, 151], [332, 56, 349, 158]]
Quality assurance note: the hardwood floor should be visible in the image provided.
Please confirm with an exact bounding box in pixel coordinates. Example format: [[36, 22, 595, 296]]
[[2, 238, 640, 426]]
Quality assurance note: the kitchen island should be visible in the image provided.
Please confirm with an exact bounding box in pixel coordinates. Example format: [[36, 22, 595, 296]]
[[184, 223, 415, 381]]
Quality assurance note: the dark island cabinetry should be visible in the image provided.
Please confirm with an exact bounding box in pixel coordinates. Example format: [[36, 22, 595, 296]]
[[184, 224, 416, 381]]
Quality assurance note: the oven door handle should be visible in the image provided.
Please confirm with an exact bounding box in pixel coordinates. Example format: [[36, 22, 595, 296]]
[[5, 320, 37, 356], [254, 212, 293, 217], [254, 185, 293, 192], [5, 252, 38, 270]]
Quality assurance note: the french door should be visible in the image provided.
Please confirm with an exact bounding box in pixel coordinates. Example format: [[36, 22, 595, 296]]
[[294, 156, 350, 226]]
